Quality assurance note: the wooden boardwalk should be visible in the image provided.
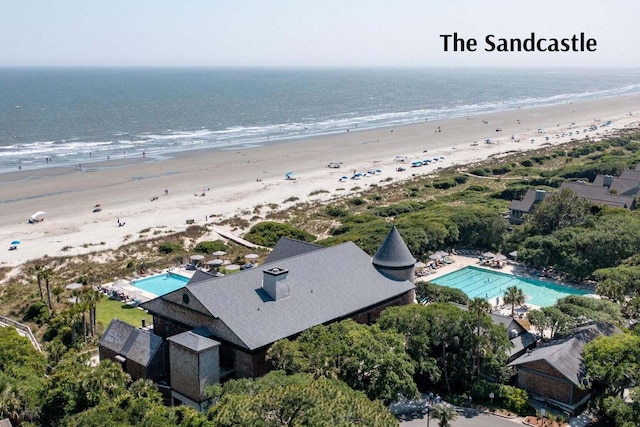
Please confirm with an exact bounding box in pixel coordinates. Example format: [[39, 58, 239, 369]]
[[212, 227, 259, 249]]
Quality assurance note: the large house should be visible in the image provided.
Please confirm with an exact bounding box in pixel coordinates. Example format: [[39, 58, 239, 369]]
[[509, 166, 640, 223], [99, 226, 417, 410], [509, 322, 621, 414]]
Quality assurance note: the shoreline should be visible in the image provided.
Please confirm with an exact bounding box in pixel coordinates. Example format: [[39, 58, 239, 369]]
[[2, 94, 640, 268]]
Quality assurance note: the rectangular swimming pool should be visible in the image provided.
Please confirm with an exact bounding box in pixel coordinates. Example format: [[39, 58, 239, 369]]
[[429, 266, 589, 307], [132, 273, 190, 297]]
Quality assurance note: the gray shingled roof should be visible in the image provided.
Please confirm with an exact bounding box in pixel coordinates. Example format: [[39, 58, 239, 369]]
[[100, 319, 163, 367], [372, 226, 416, 268], [560, 182, 634, 209], [150, 241, 414, 351], [189, 269, 220, 285], [509, 189, 548, 213], [265, 237, 324, 264], [509, 322, 620, 385], [168, 330, 219, 352]]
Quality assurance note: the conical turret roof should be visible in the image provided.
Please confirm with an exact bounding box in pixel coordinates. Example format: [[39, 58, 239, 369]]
[[372, 226, 416, 268]]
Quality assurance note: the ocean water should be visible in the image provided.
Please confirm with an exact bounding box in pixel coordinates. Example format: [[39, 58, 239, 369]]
[[1, 67, 639, 173]]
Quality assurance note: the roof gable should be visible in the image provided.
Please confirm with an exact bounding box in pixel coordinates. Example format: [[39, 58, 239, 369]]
[[265, 237, 325, 264], [100, 319, 163, 367]]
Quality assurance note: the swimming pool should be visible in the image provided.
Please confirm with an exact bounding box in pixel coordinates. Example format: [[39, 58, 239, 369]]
[[429, 266, 589, 307], [132, 273, 190, 297]]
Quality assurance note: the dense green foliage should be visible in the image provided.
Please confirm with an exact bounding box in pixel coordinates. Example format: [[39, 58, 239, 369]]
[[377, 304, 511, 393], [0, 328, 46, 425], [527, 296, 623, 338], [193, 240, 227, 254], [267, 319, 418, 404], [415, 282, 469, 305], [206, 371, 398, 427], [244, 221, 316, 247], [582, 334, 640, 426]]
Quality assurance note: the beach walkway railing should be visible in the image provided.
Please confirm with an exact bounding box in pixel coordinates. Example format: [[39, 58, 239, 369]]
[[0, 314, 42, 352]]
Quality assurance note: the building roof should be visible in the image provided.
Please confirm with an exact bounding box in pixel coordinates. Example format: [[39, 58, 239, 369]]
[[509, 322, 621, 386], [509, 189, 548, 213], [560, 182, 634, 209], [372, 226, 416, 268], [143, 241, 415, 351], [265, 237, 325, 264], [168, 330, 219, 352], [99, 319, 163, 367]]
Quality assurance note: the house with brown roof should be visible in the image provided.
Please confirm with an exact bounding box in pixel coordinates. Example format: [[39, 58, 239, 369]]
[[509, 322, 621, 414], [100, 226, 417, 410]]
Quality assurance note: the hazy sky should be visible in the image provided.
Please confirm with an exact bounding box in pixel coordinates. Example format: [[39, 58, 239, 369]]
[[1, 0, 638, 68]]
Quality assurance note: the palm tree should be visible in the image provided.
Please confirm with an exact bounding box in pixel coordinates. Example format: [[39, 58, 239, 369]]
[[29, 264, 45, 302], [468, 297, 492, 337], [468, 297, 492, 372], [430, 403, 458, 427], [504, 286, 525, 318], [41, 267, 54, 310]]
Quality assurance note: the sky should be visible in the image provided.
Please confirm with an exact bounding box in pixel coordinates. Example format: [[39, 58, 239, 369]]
[[1, 0, 639, 68]]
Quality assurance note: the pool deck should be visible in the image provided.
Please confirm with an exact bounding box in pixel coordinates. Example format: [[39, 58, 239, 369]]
[[416, 254, 598, 317]]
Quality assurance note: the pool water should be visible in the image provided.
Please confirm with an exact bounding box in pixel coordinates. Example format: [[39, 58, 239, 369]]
[[430, 266, 589, 307], [132, 273, 190, 296]]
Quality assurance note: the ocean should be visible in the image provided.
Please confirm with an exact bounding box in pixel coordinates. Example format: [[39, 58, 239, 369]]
[[1, 67, 640, 173]]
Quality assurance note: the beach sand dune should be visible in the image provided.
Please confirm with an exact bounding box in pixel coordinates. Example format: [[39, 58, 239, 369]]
[[2, 94, 639, 267]]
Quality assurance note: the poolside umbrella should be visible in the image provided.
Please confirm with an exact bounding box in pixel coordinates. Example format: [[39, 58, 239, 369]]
[[415, 261, 427, 269], [225, 264, 241, 271], [494, 253, 507, 261], [429, 253, 443, 260], [508, 250, 518, 259], [206, 259, 224, 266], [244, 253, 259, 260], [190, 254, 205, 261], [212, 250, 226, 257], [482, 251, 496, 259], [11, 240, 21, 245]]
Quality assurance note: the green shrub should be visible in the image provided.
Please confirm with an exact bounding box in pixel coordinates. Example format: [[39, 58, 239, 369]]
[[194, 240, 227, 254], [158, 241, 183, 254], [23, 301, 50, 325], [433, 179, 457, 189], [500, 384, 528, 414], [453, 175, 469, 184], [325, 206, 348, 217], [520, 159, 534, 167], [244, 221, 316, 247], [349, 198, 366, 206]]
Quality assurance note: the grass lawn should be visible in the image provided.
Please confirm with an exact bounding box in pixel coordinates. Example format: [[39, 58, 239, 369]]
[[96, 295, 153, 329]]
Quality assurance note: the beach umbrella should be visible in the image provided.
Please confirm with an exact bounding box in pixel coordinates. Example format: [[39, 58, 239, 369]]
[[494, 253, 507, 261], [206, 259, 224, 266], [429, 253, 443, 260], [225, 264, 241, 271], [212, 250, 227, 257], [190, 254, 205, 261], [415, 261, 427, 269], [482, 251, 496, 259], [244, 253, 259, 260], [30, 211, 47, 220], [10, 240, 20, 245], [509, 250, 518, 258]]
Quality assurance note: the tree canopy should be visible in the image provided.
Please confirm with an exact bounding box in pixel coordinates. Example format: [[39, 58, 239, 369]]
[[267, 319, 418, 404], [206, 370, 398, 427]]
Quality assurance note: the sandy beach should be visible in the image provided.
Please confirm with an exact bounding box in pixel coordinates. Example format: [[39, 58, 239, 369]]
[[2, 94, 640, 267]]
